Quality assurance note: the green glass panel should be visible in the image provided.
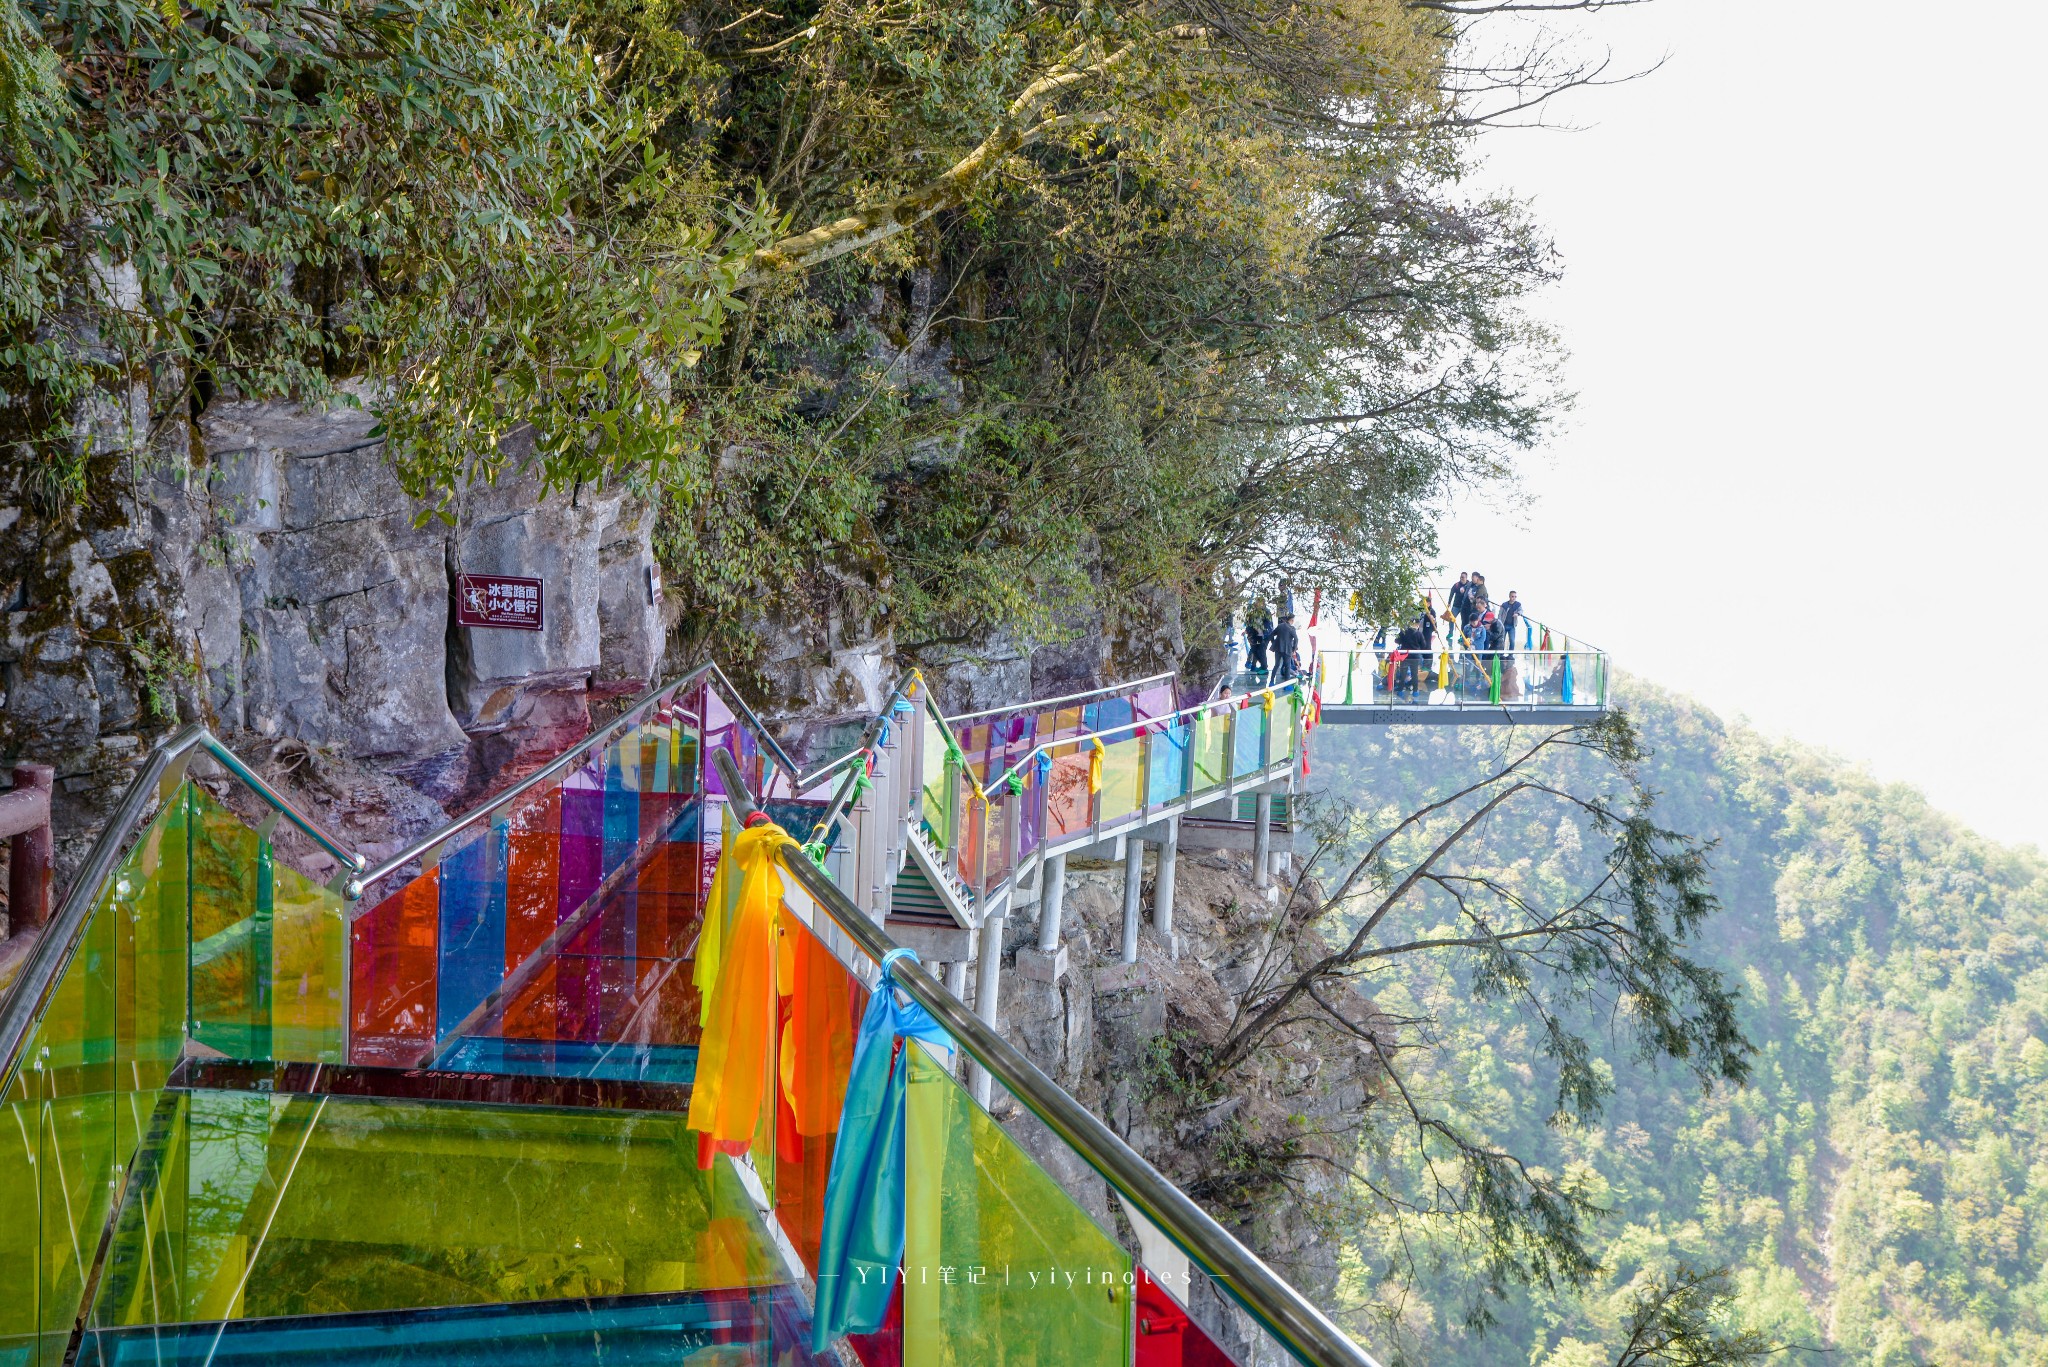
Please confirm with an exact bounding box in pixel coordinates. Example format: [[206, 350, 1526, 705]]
[[1097, 739, 1144, 823], [91, 1089, 786, 1329], [923, 716, 952, 850], [1192, 714, 1229, 793], [188, 789, 267, 1061], [38, 843, 121, 1359], [0, 1061, 37, 1363], [0, 791, 192, 1366], [115, 790, 191, 1184], [903, 1043, 1133, 1367]]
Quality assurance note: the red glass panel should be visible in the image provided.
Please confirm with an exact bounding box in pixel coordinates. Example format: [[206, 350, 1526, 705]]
[[348, 868, 439, 1067]]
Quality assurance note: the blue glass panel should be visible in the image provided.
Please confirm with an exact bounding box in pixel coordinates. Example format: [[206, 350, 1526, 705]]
[[79, 1286, 816, 1366], [601, 738, 641, 881], [435, 824, 508, 1039], [435, 1036, 700, 1086], [1147, 722, 1188, 804]]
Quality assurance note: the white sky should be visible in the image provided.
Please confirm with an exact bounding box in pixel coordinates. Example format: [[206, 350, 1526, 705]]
[[1429, 0, 2048, 847]]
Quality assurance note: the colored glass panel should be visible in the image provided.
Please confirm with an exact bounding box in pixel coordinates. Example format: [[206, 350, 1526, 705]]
[[1192, 714, 1229, 792], [269, 855, 346, 1064], [349, 869, 438, 1068], [1231, 707, 1266, 779], [436, 823, 509, 1042], [902, 1043, 1133, 1367], [0, 790, 191, 1366], [502, 785, 562, 1042], [1045, 745, 1091, 838], [601, 734, 642, 882], [187, 787, 267, 1060], [1097, 738, 1145, 825], [557, 756, 606, 919], [87, 1089, 786, 1334], [1147, 723, 1189, 806]]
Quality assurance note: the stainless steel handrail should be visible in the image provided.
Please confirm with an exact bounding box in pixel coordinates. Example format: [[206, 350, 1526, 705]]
[[983, 677, 1305, 778], [0, 722, 361, 1097], [710, 748, 1378, 1367], [345, 661, 811, 900], [942, 670, 1177, 725]]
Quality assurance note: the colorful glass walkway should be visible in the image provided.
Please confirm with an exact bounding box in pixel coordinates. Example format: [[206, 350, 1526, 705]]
[[0, 663, 1365, 1367]]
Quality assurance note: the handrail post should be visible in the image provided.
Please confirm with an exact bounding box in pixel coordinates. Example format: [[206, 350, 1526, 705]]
[[4, 763, 54, 936]]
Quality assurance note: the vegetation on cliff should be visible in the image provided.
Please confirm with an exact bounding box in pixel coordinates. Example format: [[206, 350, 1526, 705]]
[[1, 0, 1602, 667]]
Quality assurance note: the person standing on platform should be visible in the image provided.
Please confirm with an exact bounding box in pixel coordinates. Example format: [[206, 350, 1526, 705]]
[[1244, 604, 1272, 680], [1393, 619, 1424, 699], [1270, 612, 1300, 683], [1499, 591, 1526, 652], [1447, 572, 1474, 626]]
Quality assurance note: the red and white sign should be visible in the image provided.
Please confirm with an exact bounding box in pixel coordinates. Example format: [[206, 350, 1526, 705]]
[[456, 573, 543, 631]]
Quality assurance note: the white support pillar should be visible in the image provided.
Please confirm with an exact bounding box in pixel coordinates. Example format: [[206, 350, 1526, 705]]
[[1121, 838, 1145, 964], [1037, 851, 1068, 952], [944, 958, 969, 1000], [970, 913, 1007, 1107], [1253, 791, 1273, 889], [1152, 816, 1179, 957]]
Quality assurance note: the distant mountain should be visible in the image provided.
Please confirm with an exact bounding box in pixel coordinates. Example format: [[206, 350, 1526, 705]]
[[1309, 679, 2048, 1365]]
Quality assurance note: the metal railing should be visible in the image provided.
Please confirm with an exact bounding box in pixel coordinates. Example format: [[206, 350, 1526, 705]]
[[345, 661, 811, 901], [0, 723, 363, 1098], [943, 670, 1177, 725], [712, 748, 1380, 1367]]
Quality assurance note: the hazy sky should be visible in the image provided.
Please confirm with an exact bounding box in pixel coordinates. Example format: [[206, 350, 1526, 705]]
[[1428, 0, 2048, 846]]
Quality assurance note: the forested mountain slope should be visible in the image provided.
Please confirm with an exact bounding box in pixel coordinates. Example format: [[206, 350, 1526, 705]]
[[1311, 681, 2048, 1365]]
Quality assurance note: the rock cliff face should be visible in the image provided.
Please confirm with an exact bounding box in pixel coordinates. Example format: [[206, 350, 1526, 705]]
[[4, 393, 679, 897]]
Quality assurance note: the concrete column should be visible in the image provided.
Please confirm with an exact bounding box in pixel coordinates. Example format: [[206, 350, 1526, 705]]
[[1037, 851, 1068, 952], [970, 913, 1007, 1107], [944, 959, 969, 1000], [1121, 838, 1145, 964], [1152, 816, 1179, 956], [1253, 791, 1273, 888]]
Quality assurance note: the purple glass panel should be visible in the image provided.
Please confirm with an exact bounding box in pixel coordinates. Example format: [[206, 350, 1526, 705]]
[[556, 751, 607, 922], [703, 684, 739, 798], [1133, 682, 1176, 722]]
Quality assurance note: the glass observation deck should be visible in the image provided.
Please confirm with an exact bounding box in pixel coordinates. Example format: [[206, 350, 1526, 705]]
[[1306, 595, 1608, 723], [0, 665, 1370, 1367]]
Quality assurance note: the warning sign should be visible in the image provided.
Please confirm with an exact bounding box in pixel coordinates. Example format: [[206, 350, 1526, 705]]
[[456, 573, 543, 632]]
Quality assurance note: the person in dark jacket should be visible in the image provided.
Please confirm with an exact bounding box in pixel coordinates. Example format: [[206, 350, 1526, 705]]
[[1393, 619, 1425, 698], [1244, 606, 1272, 679], [1498, 591, 1525, 650], [1447, 573, 1473, 625], [1269, 612, 1300, 683]]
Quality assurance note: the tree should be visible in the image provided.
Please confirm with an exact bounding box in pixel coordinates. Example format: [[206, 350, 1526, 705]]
[[1610, 1264, 1787, 1367], [1197, 711, 1753, 1314]]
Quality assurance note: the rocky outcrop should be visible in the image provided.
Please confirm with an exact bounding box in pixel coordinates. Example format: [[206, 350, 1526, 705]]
[[994, 849, 1382, 1360], [0, 392, 671, 888]]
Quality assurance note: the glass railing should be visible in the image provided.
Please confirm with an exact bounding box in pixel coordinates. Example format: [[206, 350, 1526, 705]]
[[753, 750, 1374, 1367], [882, 677, 1306, 913], [340, 668, 874, 1078], [1314, 640, 1606, 710], [0, 661, 1364, 1367]]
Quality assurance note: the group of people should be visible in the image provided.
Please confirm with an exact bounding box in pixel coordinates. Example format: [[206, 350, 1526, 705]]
[[1241, 604, 1302, 683], [1233, 572, 1536, 700], [1385, 570, 1530, 701]]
